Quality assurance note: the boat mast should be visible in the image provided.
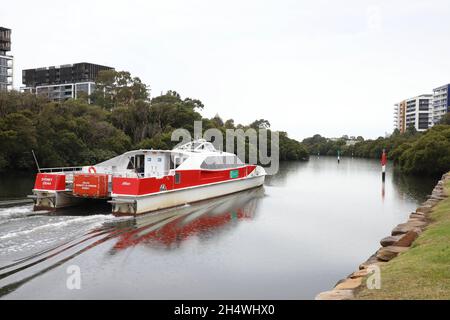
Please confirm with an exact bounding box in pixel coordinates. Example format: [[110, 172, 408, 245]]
[[31, 150, 41, 173]]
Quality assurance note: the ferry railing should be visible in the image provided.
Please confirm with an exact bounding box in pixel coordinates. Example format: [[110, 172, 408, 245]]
[[39, 166, 84, 173]]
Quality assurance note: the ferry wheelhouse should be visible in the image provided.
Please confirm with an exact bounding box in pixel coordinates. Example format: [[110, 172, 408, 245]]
[[29, 139, 266, 215]]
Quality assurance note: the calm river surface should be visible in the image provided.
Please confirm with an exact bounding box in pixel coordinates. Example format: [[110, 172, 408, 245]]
[[0, 157, 437, 299]]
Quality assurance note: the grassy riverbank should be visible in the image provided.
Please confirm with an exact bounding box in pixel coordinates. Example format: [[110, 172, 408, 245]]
[[357, 173, 450, 299]]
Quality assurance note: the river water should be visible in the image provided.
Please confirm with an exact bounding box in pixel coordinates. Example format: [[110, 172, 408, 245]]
[[0, 157, 437, 299]]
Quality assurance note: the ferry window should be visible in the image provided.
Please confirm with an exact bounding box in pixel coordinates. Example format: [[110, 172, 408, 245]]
[[172, 156, 186, 169], [157, 157, 162, 162], [200, 155, 244, 170], [175, 172, 181, 184], [136, 155, 145, 174], [127, 156, 135, 170]]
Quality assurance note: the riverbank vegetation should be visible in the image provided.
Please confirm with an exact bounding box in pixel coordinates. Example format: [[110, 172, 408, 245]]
[[302, 118, 450, 176], [0, 70, 308, 172], [356, 175, 450, 299], [1, 69, 448, 176]]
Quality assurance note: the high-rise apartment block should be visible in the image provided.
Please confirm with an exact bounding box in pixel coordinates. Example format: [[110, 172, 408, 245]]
[[394, 95, 433, 133], [394, 83, 450, 132], [0, 27, 13, 92], [432, 83, 450, 125]]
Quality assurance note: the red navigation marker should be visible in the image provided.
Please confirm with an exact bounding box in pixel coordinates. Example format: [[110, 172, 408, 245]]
[[381, 149, 387, 181], [381, 150, 387, 166]]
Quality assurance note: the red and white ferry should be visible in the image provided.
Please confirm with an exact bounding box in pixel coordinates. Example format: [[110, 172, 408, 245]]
[[29, 139, 266, 215]]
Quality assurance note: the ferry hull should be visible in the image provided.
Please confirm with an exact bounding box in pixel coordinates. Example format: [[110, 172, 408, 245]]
[[31, 190, 85, 211], [111, 175, 265, 216]]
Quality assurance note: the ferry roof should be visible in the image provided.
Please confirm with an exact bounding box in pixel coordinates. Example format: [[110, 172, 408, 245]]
[[95, 140, 237, 169]]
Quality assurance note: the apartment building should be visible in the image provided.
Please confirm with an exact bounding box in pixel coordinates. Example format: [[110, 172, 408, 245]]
[[0, 27, 13, 91], [21, 62, 113, 102], [394, 95, 433, 133], [394, 100, 407, 133], [432, 83, 450, 125]]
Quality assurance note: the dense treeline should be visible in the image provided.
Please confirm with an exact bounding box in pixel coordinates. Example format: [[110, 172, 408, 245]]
[[2, 69, 447, 176], [0, 70, 308, 172], [302, 116, 450, 176]]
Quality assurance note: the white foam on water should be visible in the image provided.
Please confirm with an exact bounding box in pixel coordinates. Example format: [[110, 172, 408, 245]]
[[0, 214, 117, 260], [1, 238, 58, 255], [0, 205, 34, 218], [0, 214, 112, 240]]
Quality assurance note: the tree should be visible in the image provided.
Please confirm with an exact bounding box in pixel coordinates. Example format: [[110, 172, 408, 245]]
[[279, 131, 309, 160], [405, 124, 418, 136], [147, 91, 203, 137], [0, 111, 37, 170], [250, 119, 271, 129], [224, 119, 235, 129], [439, 112, 450, 125], [183, 97, 204, 110], [212, 114, 224, 128], [92, 70, 149, 109], [398, 126, 450, 175]]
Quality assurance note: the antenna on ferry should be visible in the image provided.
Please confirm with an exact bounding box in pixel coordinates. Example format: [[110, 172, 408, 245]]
[[31, 150, 41, 173]]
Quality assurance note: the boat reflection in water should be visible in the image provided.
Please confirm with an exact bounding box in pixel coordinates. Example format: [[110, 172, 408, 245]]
[[105, 187, 265, 252]]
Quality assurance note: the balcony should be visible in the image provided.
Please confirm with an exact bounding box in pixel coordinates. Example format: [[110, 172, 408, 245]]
[[0, 43, 11, 52]]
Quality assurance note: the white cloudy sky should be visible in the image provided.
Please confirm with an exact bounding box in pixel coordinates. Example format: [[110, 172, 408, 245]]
[[2, 0, 450, 140]]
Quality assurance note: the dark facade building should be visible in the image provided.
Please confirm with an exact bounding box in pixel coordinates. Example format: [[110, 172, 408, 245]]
[[22, 62, 112, 87], [22, 62, 113, 102], [0, 27, 13, 91]]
